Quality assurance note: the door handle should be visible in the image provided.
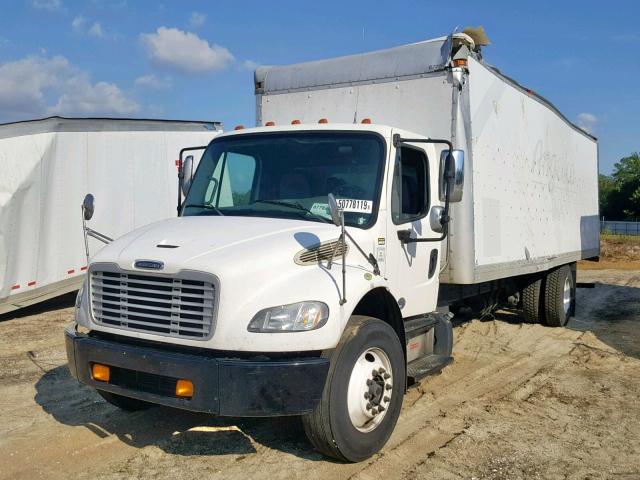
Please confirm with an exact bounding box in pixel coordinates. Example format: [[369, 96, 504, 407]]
[[397, 229, 412, 244], [428, 249, 438, 278]]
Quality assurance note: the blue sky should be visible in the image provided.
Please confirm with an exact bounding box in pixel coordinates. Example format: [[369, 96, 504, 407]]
[[0, 0, 637, 174]]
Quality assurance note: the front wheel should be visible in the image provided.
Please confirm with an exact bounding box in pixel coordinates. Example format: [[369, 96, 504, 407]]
[[302, 316, 405, 462]]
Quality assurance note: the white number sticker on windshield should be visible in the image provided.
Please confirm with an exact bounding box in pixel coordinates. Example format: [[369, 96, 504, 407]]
[[337, 199, 373, 214]]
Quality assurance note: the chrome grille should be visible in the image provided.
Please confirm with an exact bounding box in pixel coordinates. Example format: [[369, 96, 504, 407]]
[[90, 269, 216, 339]]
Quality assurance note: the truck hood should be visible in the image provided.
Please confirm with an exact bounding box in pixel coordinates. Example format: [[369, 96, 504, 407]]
[[91, 216, 341, 275]]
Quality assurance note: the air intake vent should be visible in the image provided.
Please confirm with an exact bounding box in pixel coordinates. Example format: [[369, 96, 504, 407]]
[[295, 239, 348, 266]]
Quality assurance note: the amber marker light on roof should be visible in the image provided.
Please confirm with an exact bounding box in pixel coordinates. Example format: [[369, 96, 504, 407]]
[[318, 118, 328, 124], [234, 125, 245, 130], [291, 119, 301, 124], [361, 118, 372, 124], [265, 121, 275, 126]]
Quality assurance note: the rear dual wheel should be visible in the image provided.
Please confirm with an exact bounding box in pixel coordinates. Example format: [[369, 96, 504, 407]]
[[544, 264, 575, 327], [521, 264, 575, 327], [302, 316, 405, 462]]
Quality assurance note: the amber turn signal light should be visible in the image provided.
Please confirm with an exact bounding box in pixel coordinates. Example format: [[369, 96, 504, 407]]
[[92, 363, 110, 382], [176, 379, 194, 398], [452, 58, 468, 67]]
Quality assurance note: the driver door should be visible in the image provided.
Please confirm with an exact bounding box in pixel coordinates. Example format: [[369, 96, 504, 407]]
[[385, 142, 442, 318]]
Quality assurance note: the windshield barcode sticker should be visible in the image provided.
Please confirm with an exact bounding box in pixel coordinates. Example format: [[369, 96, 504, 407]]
[[337, 199, 373, 214]]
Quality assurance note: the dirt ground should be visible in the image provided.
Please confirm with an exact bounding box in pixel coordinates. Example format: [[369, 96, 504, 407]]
[[1, 267, 639, 480], [580, 235, 640, 270]]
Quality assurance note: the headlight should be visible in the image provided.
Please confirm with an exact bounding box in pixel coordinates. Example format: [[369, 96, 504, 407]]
[[248, 301, 329, 332]]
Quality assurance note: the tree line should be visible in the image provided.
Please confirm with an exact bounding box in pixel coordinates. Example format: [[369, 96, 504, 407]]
[[599, 153, 640, 221]]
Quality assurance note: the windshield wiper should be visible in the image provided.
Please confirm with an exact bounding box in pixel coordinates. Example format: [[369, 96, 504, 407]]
[[182, 203, 225, 216], [252, 200, 330, 223]]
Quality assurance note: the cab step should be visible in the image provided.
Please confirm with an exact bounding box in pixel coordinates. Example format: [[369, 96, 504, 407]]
[[407, 354, 453, 383]]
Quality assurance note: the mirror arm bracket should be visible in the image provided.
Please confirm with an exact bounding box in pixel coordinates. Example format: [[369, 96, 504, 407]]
[[85, 227, 113, 244], [344, 230, 380, 275]]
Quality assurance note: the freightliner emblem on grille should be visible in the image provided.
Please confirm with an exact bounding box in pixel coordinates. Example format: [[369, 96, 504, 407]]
[[134, 260, 165, 270]]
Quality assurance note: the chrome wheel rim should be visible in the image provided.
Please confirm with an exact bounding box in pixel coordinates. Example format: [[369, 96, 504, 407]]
[[563, 276, 571, 315], [347, 347, 393, 433]]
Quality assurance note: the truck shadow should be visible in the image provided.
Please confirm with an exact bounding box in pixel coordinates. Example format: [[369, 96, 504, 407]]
[[451, 282, 640, 360], [0, 292, 76, 322], [34, 365, 329, 461], [566, 281, 640, 360]]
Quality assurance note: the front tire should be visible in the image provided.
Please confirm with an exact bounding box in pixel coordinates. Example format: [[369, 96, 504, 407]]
[[302, 316, 405, 462]]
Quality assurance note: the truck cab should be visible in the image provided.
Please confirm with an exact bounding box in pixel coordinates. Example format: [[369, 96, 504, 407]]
[[67, 123, 459, 462]]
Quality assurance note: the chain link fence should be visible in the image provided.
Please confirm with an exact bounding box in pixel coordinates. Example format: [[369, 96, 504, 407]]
[[601, 220, 640, 236]]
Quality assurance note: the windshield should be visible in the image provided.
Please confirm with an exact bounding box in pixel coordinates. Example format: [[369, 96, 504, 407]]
[[182, 131, 386, 228]]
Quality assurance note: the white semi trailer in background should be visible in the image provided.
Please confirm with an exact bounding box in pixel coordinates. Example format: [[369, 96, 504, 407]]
[[66, 31, 599, 461], [0, 117, 221, 314]]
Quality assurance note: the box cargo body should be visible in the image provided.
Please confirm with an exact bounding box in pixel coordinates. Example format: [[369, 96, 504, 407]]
[[255, 36, 600, 285], [0, 117, 221, 314]]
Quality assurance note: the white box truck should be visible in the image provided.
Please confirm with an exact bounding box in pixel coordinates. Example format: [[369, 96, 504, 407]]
[[65, 31, 599, 462], [0, 117, 221, 314]]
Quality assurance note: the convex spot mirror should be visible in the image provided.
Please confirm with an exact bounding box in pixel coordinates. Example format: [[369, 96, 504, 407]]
[[181, 155, 195, 197], [327, 193, 342, 226], [429, 205, 445, 233], [82, 193, 95, 221], [438, 149, 465, 203]]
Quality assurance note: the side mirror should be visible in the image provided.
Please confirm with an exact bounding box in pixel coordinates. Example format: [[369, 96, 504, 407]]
[[429, 205, 445, 233], [82, 193, 95, 221], [327, 193, 342, 227], [181, 155, 194, 197], [439, 149, 465, 203]]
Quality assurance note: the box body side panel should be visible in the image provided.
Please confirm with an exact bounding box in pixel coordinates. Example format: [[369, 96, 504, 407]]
[[461, 57, 599, 283]]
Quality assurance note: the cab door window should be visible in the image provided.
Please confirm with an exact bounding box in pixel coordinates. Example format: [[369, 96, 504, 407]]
[[391, 147, 429, 224]]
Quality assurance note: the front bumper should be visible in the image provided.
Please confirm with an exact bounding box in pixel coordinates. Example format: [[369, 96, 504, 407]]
[[65, 324, 329, 416]]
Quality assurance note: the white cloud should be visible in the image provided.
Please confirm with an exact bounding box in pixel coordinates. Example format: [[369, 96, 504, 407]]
[[189, 12, 206, 28], [0, 55, 138, 120], [31, 0, 62, 10], [51, 80, 138, 116], [71, 15, 85, 32], [242, 59, 260, 70], [72, 17, 118, 40], [88, 22, 104, 38], [134, 74, 172, 89], [140, 27, 234, 73], [576, 112, 597, 134]]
